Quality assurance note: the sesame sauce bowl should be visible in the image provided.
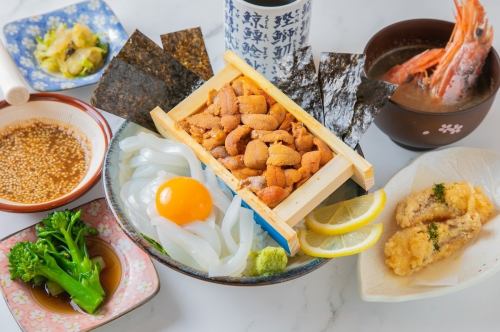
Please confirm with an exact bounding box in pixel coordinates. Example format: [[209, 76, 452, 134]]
[[0, 93, 111, 212]]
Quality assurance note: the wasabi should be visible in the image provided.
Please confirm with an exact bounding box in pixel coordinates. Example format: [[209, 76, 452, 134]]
[[246, 246, 288, 277]]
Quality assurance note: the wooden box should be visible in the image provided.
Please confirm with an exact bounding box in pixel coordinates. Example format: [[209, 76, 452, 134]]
[[151, 51, 374, 255]]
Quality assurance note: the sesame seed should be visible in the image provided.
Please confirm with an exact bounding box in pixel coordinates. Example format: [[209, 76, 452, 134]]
[[0, 119, 90, 204]]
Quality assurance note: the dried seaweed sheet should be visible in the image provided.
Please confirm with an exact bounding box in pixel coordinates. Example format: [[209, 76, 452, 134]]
[[91, 58, 172, 131], [319, 53, 365, 137], [343, 77, 397, 148], [274, 46, 323, 123], [92, 30, 203, 130], [161, 27, 213, 81], [273, 46, 324, 124]]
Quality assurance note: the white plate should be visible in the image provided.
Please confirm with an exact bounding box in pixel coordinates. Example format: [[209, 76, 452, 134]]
[[358, 147, 500, 302]]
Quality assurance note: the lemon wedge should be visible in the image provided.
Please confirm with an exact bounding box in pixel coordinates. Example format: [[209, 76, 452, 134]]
[[299, 223, 383, 258], [305, 189, 386, 235]]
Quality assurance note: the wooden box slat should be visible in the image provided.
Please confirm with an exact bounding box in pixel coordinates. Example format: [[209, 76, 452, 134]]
[[274, 154, 353, 227]]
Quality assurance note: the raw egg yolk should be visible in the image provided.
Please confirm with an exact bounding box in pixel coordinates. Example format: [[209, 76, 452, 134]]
[[155, 177, 213, 225]]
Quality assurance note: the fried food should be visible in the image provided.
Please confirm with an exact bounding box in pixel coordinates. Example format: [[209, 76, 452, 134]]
[[396, 182, 494, 228], [385, 213, 482, 276], [385, 181, 496, 276], [180, 75, 334, 208]]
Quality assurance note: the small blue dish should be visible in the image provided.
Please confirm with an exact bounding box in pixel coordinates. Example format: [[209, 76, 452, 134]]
[[3, 0, 128, 91]]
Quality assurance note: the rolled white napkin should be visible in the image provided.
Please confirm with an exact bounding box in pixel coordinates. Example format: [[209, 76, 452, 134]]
[[0, 39, 29, 105]]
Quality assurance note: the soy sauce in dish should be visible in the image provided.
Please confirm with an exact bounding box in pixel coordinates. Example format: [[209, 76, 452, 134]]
[[368, 45, 492, 113], [30, 238, 122, 314]]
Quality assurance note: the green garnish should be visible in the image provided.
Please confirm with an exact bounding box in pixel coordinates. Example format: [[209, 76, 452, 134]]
[[432, 183, 446, 204], [8, 210, 105, 314], [79, 58, 95, 76], [245, 247, 288, 277], [427, 222, 440, 251], [141, 233, 167, 255], [96, 37, 109, 54]]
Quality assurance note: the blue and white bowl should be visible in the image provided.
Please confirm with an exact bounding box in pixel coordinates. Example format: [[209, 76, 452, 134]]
[[104, 121, 367, 286], [3, 0, 128, 92]]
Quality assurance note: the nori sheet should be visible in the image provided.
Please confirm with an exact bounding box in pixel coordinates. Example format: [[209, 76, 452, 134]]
[[319, 53, 365, 137], [161, 27, 213, 81], [91, 30, 204, 131], [343, 77, 397, 148], [91, 58, 172, 131], [273, 46, 324, 124]]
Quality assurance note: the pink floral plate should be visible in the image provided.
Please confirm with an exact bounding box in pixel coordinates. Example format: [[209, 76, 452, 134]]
[[0, 198, 159, 332]]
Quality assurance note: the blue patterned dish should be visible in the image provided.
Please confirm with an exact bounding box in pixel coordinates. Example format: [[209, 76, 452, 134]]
[[3, 0, 128, 91]]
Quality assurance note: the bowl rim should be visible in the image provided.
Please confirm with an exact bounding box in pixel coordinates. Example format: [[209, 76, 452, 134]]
[[363, 18, 500, 116], [0, 93, 112, 213], [103, 120, 367, 286]]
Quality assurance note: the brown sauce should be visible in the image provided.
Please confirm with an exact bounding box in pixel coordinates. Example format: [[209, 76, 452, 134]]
[[0, 119, 90, 204], [368, 45, 492, 113], [30, 238, 122, 314]]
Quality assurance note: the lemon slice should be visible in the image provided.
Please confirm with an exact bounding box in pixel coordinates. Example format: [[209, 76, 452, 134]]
[[299, 223, 383, 258], [305, 189, 386, 235]]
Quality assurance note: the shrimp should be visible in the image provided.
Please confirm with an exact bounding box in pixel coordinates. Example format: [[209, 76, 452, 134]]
[[384, 0, 493, 104], [383, 48, 445, 85], [430, 0, 494, 103]]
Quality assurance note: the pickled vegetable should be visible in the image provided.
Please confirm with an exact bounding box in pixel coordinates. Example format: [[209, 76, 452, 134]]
[[34, 23, 108, 78]]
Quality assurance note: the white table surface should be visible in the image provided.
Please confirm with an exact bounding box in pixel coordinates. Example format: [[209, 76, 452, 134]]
[[1, 0, 500, 331]]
